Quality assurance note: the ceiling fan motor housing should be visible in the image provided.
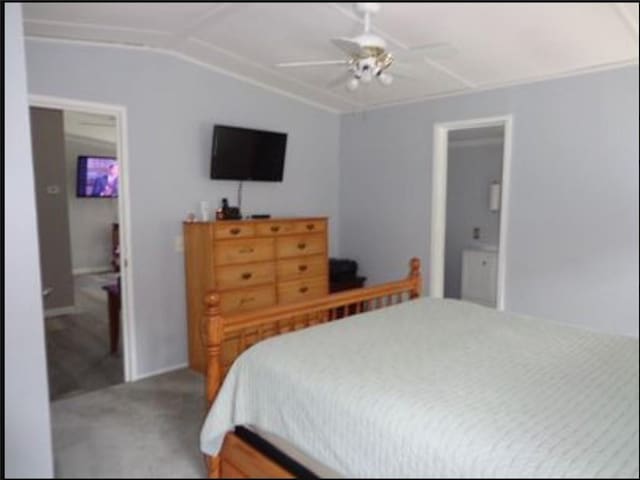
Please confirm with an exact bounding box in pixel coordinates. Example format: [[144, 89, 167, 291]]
[[355, 3, 382, 15], [353, 33, 386, 54]]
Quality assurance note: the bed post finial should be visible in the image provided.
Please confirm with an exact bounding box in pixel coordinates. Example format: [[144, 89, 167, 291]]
[[203, 291, 223, 478], [408, 257, 422, 299], [203, 291, 223, 408]]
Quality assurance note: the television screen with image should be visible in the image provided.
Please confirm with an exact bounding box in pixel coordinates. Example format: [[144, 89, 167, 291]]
[[76, 156, 119, 198]]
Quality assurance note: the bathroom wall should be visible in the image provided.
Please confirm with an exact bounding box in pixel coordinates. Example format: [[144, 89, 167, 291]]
[[444, 138, 504, 299]]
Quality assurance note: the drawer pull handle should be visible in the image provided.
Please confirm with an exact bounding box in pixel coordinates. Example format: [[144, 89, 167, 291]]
[[270, 225, 281, 232], [230, 228, 241, 235], [297, 242, 307, 250], [306, 224, 315, 231], [299, 286, 309, 294], [298, 265, 308, 272], [240, 297, 255, 305], [239, 247, 254, 254], [241, 272, 252, 280]]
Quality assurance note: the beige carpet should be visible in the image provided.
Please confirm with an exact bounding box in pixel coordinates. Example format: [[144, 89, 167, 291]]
[[51, 368, 207, 478]]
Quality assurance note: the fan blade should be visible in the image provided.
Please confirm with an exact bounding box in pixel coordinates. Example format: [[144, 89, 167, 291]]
[[326, 71, 353, 90], [388, 71, 422, 83], [276, 60, 348, 68], [393, 43, 457, 62], [331, 37, 363, 57]]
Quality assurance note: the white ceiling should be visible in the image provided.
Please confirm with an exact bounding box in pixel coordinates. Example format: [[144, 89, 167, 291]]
[[23, 3, 639, 112], [63, 111, 117, 145]]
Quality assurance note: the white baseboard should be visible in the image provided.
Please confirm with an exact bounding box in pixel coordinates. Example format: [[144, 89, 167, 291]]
[[73, 266, 113, 275], [132, 362, 189, 382], [45, 305, 77, 318]]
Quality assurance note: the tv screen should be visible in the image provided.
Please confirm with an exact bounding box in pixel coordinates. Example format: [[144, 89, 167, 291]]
[[76, 156, 119, 198], [210, 125, 287, 182]]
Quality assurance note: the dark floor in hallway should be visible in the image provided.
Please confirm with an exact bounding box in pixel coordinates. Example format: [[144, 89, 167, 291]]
[[45, 273, 123, 401]]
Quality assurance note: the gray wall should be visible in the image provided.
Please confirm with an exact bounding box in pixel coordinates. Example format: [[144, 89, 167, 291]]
[[25, 39, 342, 378], [64, 134, 118, 273], [30, 106, 75, 310], [4, 4, 54, 477], [444, 141, 503, 299], [340, 65, 639, 338]]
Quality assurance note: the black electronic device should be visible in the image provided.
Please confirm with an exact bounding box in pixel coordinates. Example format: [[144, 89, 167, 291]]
[[217, 198, 242, 220], [250, 214, 271, 219], [210, 125, 287, 182]]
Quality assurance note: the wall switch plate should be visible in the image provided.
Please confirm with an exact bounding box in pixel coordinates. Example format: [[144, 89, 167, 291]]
[[473, 227, 480, 240], [46, 185, 61, 194], [175, 235, 184, 253]]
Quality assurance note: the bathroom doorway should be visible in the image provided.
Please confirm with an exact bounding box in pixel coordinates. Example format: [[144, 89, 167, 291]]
[[430, 116, 513, 310]]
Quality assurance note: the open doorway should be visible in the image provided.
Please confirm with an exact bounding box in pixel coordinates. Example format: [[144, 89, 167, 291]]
[[430, 116, 513, 310], [29, 96, 134, 401]]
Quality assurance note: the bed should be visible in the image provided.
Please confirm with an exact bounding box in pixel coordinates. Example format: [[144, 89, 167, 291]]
[[199, 258, 639, 478]]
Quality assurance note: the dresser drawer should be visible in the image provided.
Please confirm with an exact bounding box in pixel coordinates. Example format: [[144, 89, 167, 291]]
[[220, 285, 276, 314], [255, 221, 296, 236], [216, 262, 276, 291], [215, 238, 274, 265], [292, 220, 325, 234], [277, 255, 327, 281], [277, 276, 327, 305], [214, 223, 255, 239], [276, 234, 326, 259]]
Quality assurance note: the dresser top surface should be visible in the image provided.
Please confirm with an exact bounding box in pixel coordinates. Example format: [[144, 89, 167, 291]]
[[183, 217, 327, 225]]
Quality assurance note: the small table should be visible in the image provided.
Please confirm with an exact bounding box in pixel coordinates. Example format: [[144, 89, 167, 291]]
[[102, 280, 121, 354]]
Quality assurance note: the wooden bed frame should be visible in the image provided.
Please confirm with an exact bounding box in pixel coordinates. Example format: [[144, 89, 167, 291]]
[[202, 258, 422, 478]]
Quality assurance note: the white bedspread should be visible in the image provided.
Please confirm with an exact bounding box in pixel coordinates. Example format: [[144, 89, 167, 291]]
[[200, 298, 639, 478]]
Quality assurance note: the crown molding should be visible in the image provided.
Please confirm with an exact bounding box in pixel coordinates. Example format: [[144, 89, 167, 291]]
[[355, 58, 640, 114], [25, 35, 639, 116], [25, 35, 345, 114]]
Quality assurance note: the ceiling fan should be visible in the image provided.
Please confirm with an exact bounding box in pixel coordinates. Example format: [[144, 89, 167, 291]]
[[275, 3, 456, 92]]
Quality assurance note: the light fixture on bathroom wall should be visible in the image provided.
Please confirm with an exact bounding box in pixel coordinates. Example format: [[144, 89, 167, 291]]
[[489, 181, 501, 212]]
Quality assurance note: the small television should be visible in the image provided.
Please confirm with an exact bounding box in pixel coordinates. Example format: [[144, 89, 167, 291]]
[[210, 125, 287, 182], [76, 156, 119, 198]]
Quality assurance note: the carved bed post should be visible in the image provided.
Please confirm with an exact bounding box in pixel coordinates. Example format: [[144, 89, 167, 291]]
[[204, 291, 223, 478], [408, 257, 422, 299]]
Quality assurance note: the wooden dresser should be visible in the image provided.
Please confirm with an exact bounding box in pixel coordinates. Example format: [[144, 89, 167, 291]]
[[183, 217, 328, 372]]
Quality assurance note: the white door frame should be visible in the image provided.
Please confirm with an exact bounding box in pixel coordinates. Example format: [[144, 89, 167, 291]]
[[29, 94, 137, 381], [429, 114, 514, 310]]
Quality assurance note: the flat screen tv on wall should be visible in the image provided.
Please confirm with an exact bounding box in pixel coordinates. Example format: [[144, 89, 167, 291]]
[[210, 125, 287, 182], [76, 156, 119, 198]]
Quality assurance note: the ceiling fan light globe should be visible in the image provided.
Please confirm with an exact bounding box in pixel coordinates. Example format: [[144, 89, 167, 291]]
[[361, 70, 373, 83], [346, 78, 359, 91], [378, 72, 393, 86]]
